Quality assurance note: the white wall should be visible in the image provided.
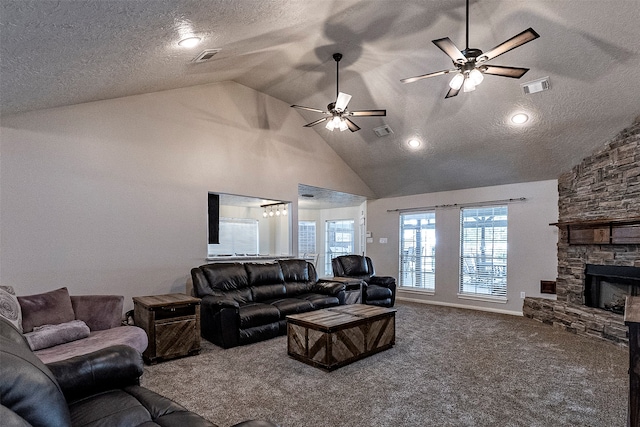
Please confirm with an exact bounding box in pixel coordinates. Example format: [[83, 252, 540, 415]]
[[0, 81, 374, 310], [366, 180, 559, 315]]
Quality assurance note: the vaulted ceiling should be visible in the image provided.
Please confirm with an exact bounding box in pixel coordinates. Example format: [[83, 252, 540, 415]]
[[2, 0, 639, 199]]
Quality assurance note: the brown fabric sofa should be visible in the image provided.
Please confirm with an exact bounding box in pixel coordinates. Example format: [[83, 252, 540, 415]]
[[16, 287, 148, 364]]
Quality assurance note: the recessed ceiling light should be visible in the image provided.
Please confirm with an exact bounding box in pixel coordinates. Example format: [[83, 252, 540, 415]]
[[178, 37, 201, 48], [408, 139, 421, 148], [511, 113, 529, 124]]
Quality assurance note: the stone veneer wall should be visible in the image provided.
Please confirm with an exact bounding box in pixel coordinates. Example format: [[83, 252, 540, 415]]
[[524, 118, 640, 346]]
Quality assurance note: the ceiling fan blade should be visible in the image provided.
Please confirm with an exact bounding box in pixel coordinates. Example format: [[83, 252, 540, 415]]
[[335, 92, 352, 111], [400, 69, 458, 84], [349, 110, 386, 117], [303, 117, 329, 127], [444, 86, 460, 99], [291, 105, 325, 113], [477, 28, 540, 62], [432, 38, 467, 64], [482, 65, 530, 79], [344, 118, 360, 132]]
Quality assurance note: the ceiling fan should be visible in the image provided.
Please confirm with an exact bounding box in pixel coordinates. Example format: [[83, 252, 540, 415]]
[[400, 0, 540, 98], [291, 53, 386, 132]]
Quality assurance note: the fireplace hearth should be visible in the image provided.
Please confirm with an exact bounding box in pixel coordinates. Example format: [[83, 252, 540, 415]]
[[585, 265, 640, 315]]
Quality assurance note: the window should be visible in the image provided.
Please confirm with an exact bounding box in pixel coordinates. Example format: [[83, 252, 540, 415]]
[[399, 211, 436, 290], [298, 221, 317, 255], [325, 219, 354, 275], [459, 206, 508, 299], [209, 217, 259, 256]]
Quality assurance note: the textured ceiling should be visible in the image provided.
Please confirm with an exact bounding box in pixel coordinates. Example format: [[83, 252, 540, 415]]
[[2, 0, 639, 199]]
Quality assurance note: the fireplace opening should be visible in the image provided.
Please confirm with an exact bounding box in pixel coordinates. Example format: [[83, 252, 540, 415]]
[[584, 264, 640, 314]]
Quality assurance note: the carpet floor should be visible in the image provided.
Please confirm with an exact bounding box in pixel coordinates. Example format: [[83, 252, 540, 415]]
[[141, 301, 628, 427]]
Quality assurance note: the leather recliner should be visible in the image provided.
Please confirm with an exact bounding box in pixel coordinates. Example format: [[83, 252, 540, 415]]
[[332, 255, 397, 307], [0, 317, 278, 427]]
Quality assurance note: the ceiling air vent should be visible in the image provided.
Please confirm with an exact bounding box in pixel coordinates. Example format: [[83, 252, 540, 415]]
[[521, 76, 550, 95], [373, 125, 393, 137], [192, 49, 221, 63]]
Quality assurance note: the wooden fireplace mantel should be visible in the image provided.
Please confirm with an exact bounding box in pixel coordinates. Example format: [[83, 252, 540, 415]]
[[550, 217, 640, 245]]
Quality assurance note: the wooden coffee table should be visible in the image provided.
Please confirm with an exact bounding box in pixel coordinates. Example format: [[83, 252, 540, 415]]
[[287, 305, 396, 371]]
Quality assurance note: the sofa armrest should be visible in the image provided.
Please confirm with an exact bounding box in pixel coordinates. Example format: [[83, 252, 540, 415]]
[[313, 280, 346, 296], [47, 344, 143, 403], [200, 295, 240, 348], [70, 295, 124, 331], [368, 276, 396, 287], [200, 295, 240, 310]]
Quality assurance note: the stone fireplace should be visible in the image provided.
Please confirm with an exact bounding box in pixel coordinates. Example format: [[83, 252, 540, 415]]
[[523, 118, 640, 346]]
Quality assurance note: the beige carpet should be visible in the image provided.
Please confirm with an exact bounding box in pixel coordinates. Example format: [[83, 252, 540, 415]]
[[141, 301, 628, 427]]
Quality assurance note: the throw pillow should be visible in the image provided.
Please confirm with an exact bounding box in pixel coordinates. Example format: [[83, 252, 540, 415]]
[[18, 287, 76, 333], [0, 285, 23, 332], [24, 320, 90, 351]]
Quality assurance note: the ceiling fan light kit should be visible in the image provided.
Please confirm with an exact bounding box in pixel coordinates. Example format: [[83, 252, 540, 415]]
[[291, 52, 386, 133], [401, 0, 540, 99]]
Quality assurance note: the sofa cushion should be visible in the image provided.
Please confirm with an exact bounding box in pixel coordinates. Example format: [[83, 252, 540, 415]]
[[202, 263, 248, 291], [278, 259, 309, 282], [34, 325, 148, 365], [297, 293, 340, 310], [238, 303, 280, 329], [221, 288, 253, 305], [283, 281, 313, 296], [252, 284, 286, 302], [268, 298, 313, 318], [0, 285, 23, 333], [25, 320, 90, 351], [18, 287, 76, 333], [68, 388, 150, 427], [246, 263, 284, 287], [70, 295, 124, 331], [339, 255, 370, 276]]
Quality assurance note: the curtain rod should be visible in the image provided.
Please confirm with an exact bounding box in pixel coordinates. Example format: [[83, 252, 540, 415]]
[[386, 197, 527, 213]]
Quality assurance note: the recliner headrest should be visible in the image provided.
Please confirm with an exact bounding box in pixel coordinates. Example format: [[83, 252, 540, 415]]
[[278, 259, 309, 282], [245, 262, 284, 287], [340, 255, 369, 276], [201, 263, 248, 291]]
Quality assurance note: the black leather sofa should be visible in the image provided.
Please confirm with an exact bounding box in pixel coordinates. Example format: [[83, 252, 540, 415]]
[[191, 259, 346, 349], [332, 254, 397, 307], [0, 317, 277, 427]]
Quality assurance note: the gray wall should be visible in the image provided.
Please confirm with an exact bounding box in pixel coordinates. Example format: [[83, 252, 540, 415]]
[[366, 180, 559, 315], [0, 81, 374, 310]]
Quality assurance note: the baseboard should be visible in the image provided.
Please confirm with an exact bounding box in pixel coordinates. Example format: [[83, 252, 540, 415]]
[[396, 296, 524, 317]]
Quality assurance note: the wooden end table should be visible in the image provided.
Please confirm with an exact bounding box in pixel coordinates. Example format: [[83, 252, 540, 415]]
[[133, 293, 201, 364]]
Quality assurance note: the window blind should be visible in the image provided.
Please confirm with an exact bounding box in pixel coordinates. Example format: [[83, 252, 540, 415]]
[[459, 206, 508, 298], [399, 211, 436, 290], [210, 217, 259, 255]]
